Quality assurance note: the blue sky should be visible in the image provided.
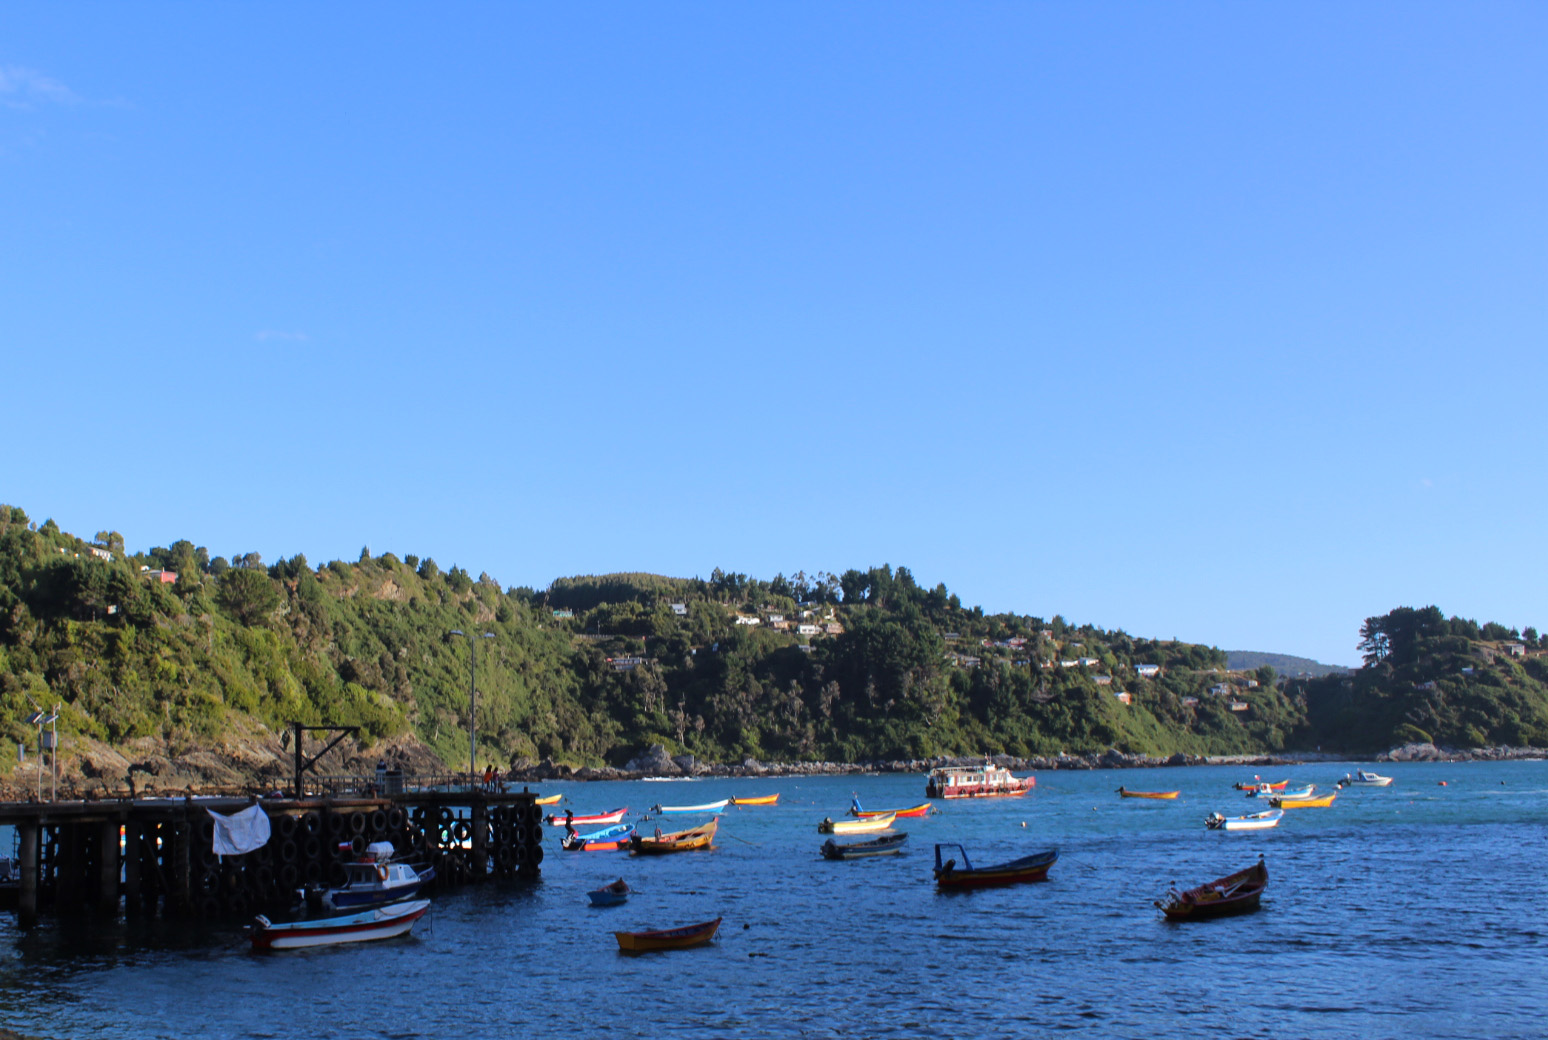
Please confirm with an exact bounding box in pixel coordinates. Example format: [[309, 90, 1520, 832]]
[[3, 5, 1544, 666]]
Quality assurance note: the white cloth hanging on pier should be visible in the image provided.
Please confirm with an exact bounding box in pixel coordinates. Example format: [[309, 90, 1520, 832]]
[[208, 804, 272, 856]]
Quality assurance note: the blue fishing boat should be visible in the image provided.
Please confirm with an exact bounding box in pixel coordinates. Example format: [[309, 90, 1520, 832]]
[[563, 823, 636, 852], [587, 878, 632, 907]]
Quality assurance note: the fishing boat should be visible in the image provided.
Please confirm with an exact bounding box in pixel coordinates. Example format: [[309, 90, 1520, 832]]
[[587, 878, 631, 907], [933, 843, 1057, 889], [649, 799, 730, 815], [631, 819, 717, 854], [821, 832, 909, 861], [818, 813, 895, 834], [1271, 791, 1336, 809], [1205, 808, 1284, 831], [847, 798, 932, 819], [614, 917, 721, 952], [730, 794, 779, 806], [535, 794, 562, 806], [562, 823, 636, 852], [925, 764, 1035, 800], [1233, 778, 1288, 792], [1118, 787, 1180, 800], [250, 898, 431, 951], [1251, 784, 1314, 800], [1156, 858, 1268, 920], [1340, 770, 1393, 788], [324, 842, 436, 909], [546, 807, 629, 827]]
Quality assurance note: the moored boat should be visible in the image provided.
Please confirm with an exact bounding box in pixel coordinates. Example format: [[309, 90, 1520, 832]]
[[1205, 809, 1283, 831], [1261, 784, 1316, 801], [819, 813, 895, 834], [1271, 791, 1336, 809], [1156, 858, 1268, 920], [730, 794, 779, 806], [1118, 787, 1180, 800], [588, 878, 631, 907], [250, 898, 431, 951], [615, 917, 721, 952], [821, 831, 909, 860], [847, 798, 932, 819], [1340, 770, 1393, 788], [1233, 778, 1288, 792], [933, 843, 1057, 888], [562, 823, 636, 852], [324, 842, 435, 909], [649, 799, 730, 815], [546, 807, 629, 827], [631, 819, 717, 854], [535, 794, 562, 805], [925, 764, 1035, 800]]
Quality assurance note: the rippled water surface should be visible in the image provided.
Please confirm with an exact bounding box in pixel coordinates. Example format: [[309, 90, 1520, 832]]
[[1, 760, 1545, 1039]]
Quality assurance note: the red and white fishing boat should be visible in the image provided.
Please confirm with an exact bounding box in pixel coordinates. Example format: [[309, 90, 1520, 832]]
[[545, 807, 629, 827], [925, 764, 1035, 800], [250, 898, 430, 950]]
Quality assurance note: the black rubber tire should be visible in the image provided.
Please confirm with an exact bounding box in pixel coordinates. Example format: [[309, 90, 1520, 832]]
[[327, 813, 346, 838], [530, 843, 544, 866], [302, 812, 321, 836], [279, 863, 298, 887], [277, 815, 298, 840], [348, 812, 366, 835], [197, 870, 220, 895], [452, 820, 471, 843], [303, 836, 321, 861], [387, 808, 405, 831], [327, 861, 347, 887], [494, 845, 514, 870], [369, 810, 388, 833], [437, 806, 453, 826], [302, 861, 322, 884], [350, 835, 367, 855], [280, 839, 298, 863], [195, 896, 221, 921]]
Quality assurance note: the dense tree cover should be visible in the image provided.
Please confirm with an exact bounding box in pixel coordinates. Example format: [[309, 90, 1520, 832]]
[[1297, 605, 1548, 751], [2, 508, 1542, 769]]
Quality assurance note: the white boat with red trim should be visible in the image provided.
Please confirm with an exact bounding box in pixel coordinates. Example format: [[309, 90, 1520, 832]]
[[250, 898, 431, 950]]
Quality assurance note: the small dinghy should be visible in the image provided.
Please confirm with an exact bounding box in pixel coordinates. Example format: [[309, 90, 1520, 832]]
[[1156, 858, 1268, 920], [588, 878, 632, 907]]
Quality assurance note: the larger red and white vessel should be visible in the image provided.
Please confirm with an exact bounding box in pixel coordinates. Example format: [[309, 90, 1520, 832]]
[[925, 764, 1035, 800]]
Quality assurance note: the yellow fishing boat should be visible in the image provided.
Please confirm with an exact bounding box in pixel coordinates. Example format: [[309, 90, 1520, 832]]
[[535, 794, 562, 806], [1271, 791, 1337, 808], [1117, 787, 1180, 800], [615, 917, 721, 952], [630, 819, 718, 854], [818, 813, 895, 834], [730, 794, 779, 806]]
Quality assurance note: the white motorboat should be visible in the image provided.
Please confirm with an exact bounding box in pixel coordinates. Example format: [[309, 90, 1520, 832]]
[[250, 898, 431, 950], [1206, 809, 1284, 832], [1341, 770, 1394, 787]]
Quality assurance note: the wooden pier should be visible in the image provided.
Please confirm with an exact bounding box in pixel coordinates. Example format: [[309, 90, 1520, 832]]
[[0, 782, 544, 927]]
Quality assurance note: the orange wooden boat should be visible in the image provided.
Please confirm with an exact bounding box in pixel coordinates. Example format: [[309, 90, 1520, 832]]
[[1233, 778, 1287, 792], [848, 799, 932, 819], [615, 917, 721, 952], [630, 819, 717, 854], [535, 794, 562, 806], [730, 794, 779, 806], [1117, 787, 1180, 800]]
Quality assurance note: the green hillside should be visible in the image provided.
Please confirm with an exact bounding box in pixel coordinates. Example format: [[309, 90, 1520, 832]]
[[1, 506, 1543, 772]]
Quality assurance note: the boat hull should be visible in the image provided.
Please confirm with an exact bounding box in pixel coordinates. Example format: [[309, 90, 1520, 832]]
[[650, 800, 729, 815], [819, 813, 895, 834], [547, 808, 628, 827], [631, 819, 717, 854], [251, 899, 430, 950], [1271, 793, 1336, 808], [851, 803, 931, 819], [934, 849, 1058, 889], [1158, 860, 1268, 921], [1118, 789, 1180, 800], [1207, 809, 1283, 831], [615, 917, 721, 952], [535, 794, 562, 805], [730, 794, 779, 806], [821, 832, 908, 860]]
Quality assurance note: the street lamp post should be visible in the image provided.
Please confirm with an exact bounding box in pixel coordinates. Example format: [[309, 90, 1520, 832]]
[[449, 630, 495, 784]]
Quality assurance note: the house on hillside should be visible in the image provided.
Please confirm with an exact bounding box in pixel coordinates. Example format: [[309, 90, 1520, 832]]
[[797, 624, 820, 636], [1228, 700, 1249, 712], [141, 568, 177, 583], [824, 622, 844, 635], [1093, 675, 1112, 686], [607, 656, 644, 672], [670, 603, 688, 616], [1208, 683, 1231, 696], [87, 546, 113, 561], [552, 609, 573, 619], [1244, 679, 1259, 689], [1114, 691, 1132, 705], [735, 616, 760, 626], [1135, 663, 1161, 678], [1181, 696, 1199, 707], [1078, 657, 1099, 667], [1506, 642, 1527, 657]]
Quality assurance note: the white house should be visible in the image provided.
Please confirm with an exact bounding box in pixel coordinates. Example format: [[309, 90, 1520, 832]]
[[1078, 657, 1100, 667], [1093, 675, 1113, 686], [1135, 664, 1161, 678], [734, 616, 760, 626], [1114, 691, 1132, 705], [797, 624, 820, 636], [1506, 642, 1526, 657], [1208, 683, 1231, 696], [670, 603, 688, 616], [1228, 700, 1249, 712]]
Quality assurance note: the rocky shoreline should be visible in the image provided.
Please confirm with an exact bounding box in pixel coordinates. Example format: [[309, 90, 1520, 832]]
[[501, 741, 1548, 784], [2, 736, 1542, 801]]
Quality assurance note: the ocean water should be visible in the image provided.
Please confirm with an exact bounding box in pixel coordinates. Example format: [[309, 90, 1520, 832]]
[[0, 760, 1544, 1039]]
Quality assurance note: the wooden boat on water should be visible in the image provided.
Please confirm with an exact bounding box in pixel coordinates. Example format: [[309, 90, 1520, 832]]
[[1340, 770, 1393, 788], [250, 898, 430, 950], [1262, 784, 1316, 801], [563, 824, 636, 852], [847, 798, 931, 819], [1271, 791, 1336, 809], [1233, 778, 1288, 792], [819, 813, 895, 834], [1206, 808, 1283, 831], [925, 764, 1035, 800], [1118, 787, 1180, 800], [535, 794, 563, 806], [1156, 858, 1268, 920], [631, 819, 717, 854], [649, 799, 729, 815], [546, 807, 629, 827], [933, 843, 1057, 888], [821, 832, 908, 861], [615, 917, 721, 952], [730, 794, 779, 806], [588, 879, 631, 907]]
